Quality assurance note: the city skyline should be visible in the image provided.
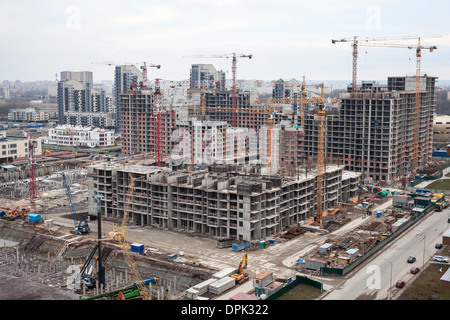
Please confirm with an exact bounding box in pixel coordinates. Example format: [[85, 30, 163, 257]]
[[1, 0, 450, 83]]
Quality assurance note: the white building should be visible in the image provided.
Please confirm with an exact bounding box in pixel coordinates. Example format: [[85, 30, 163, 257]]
[[8, 108, 50, 122], [433, 114, 450, 142], [0, 132, 42, 164], [0, 86, 10, 99], [42, 125, 115, 148]]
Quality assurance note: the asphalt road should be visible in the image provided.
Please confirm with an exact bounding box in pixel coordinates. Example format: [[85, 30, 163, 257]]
[[322, 208, 450, 300]]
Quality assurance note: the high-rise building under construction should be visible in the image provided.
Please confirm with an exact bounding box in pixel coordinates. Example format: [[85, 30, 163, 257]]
[[304, 75, 436, 184]]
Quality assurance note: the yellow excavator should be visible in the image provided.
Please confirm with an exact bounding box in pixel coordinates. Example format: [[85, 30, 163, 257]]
[[230, 252, 249, 284]]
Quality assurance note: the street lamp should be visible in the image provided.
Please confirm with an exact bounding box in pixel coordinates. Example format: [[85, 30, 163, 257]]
[[383, 257, 393, 300]]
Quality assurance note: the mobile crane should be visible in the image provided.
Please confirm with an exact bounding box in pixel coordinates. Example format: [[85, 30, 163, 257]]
[[60, 172, 90, 235]]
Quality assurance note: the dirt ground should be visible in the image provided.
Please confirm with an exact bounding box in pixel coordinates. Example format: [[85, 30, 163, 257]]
[[0, 273, 80, 300]]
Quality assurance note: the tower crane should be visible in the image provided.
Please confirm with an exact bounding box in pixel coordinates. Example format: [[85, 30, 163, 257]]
[[154, 78, 163, 167], [91, 61, 161, 88], [22, 131, 40, 203], [316, 84, 326, 229], [109, 174, 152, 300], [186, 53, 252, 127], [331, 35, 422, 92], [355, 37, 438, 176]]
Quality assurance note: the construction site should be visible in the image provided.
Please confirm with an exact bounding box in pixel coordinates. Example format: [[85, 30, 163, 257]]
[[1, 145, 441, 300], [0, 36, 445, 301]]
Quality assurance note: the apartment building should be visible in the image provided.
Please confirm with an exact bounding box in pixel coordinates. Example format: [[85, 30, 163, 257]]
[[58, 79, 91, 124], [302, 76, 436, 184], [8, 108, 50, 122], [0, 132, 42, 164], [189, 64, 227, 91], [433, 115, 450, 142], [120, 88, 176, 156], [87, 163, 361, 242], [42, 125, 114, 148], [279, 123, 304, 166], [114, 65, 144, 132], [60, 71, 93, 84], [272, 78, 302, 99], [0, 86, 10, 99], [58, 76, 113, 128], [174, 120, 253, 165]]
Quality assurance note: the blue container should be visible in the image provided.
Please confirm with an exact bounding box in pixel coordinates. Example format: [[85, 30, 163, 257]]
[[232, 241, 250, 251], [28, 214, 41, 223], [130, 243, 144, 254], [376, 211, 382, 218], [168, 253, 178, 261], [269, 239, 276, 245]]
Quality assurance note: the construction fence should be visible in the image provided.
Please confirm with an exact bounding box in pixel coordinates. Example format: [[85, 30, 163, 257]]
[[321, 204, 435, 276], [267, 275, 322, 300], [409, 161, 450, 187]]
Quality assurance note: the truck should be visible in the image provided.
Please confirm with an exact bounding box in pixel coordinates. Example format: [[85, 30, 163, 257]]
[[435, 199, 447, 212], [361, 201, 374, 209]]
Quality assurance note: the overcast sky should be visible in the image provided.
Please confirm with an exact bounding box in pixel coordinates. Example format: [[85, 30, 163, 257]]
[[1, 0, 449, 84]]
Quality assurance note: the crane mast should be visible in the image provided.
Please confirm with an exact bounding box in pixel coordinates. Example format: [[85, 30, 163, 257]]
[[316, 84, 326, 228], [110, 174, 151, 300], [154, 78, 163, 167], [186, 53, 252, 127], [22, 131, 40, 203]]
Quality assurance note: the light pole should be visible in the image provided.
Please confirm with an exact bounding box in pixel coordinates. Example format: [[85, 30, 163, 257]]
[[383, 257, 393, 300]]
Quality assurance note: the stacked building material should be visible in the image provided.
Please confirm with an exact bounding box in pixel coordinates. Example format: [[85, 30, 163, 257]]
[[185, 288, 199, 299], [208, 276, 236, 295], [192, 278, 218, 295], [212, 267, 235, 280]]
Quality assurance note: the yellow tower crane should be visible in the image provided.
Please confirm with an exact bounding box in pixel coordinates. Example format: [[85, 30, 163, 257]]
[[316, 84, 326, 228], [109, 174, 152, 300]]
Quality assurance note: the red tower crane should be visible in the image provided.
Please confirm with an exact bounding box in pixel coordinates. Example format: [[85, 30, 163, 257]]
[[22, 131, 40, 203], [187, 53, 252, 127], [153, 78, 163, 167]]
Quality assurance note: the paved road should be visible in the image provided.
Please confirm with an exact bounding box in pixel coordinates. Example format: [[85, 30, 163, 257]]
[[322, 208, 450, 300]]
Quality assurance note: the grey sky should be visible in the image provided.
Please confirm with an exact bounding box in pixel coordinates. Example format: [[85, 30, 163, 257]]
[[1, 0, 449, 83]]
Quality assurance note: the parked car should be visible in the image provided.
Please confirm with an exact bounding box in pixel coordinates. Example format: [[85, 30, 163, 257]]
[[407, 256, 416, 263], [433, 255, 449, 263], [411, 267, 420, 274], [395, 280, 405, 288], [435, 243, 443, 249]]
